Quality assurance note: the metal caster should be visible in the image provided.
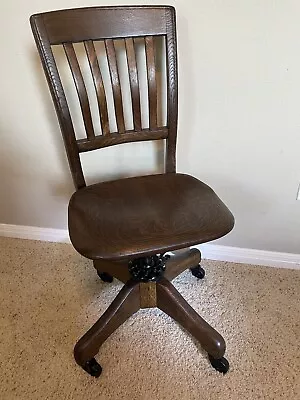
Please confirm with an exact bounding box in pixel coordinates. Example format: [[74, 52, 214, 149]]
[[83, 358, 102, 378], [97, 271, 113, 283], [209, 355, 229, 374], [190, 265, 205, 279]]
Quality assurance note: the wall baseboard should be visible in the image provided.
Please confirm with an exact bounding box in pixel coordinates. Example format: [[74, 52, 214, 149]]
[[0, 223, 70, 243], [0, 223, 299, 270], [198, 244, 300, 270]]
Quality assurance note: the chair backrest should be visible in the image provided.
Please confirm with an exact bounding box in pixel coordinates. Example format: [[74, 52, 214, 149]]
[[30, 6, 178, 189]]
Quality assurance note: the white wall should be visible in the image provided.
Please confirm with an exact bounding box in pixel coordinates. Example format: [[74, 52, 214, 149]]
[[1, 0, 300, 254]]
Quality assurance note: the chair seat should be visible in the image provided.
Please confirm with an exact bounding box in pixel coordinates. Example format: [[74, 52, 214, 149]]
[[68, 173, 234, 261]]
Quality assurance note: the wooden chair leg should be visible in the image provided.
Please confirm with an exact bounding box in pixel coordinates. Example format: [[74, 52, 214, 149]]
[[156, 277, 226, 359], [74, 279, 140, 374], [164, 248, 201, 281]]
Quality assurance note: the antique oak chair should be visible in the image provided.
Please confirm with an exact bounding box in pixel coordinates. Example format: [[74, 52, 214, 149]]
[[30, 6, 234, 377]]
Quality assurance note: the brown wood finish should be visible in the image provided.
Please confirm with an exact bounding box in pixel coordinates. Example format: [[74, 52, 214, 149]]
[[93, 259, 130, 284], [73, 274, 226, 369], [105, 39, 126, 133], [84, 40, 110, 135], [164, 248, 201, 281], [30, 16, 85, 189], [31, 6, 234, 376], [156, 278, 226, 359], [63, 43, 95, 140], [77, 127, 168, 152], [165, 8, 178, 173], [74, 279, 140, 366], [68, 173, 234, 261], [94, 248, 201, 284], [30, 6, 178, 188], [145, 36, 157, 129], [40, 7, 169, 45], [125, 37, 142, 131]]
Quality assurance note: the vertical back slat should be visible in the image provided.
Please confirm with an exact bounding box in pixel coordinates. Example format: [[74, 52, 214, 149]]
[[105, 39, 125, 133], [84, 40, 110, 135], [31, 17, 85, 189], [145, 36, 157, 129], [63, 42, 95, 140], [31, 6, 178, 184], [125, 38, 142, 131]]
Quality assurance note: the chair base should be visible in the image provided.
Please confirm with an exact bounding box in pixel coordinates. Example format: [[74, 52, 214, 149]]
[[75, 249, 228, 377]]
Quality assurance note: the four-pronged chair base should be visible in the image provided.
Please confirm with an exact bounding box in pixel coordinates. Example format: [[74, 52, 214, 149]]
[[75, 248, 229, 377]]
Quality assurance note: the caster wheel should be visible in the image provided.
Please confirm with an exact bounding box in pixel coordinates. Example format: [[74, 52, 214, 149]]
[[190, 265, 205, 279], [209, 355, 229, 374], [97, 271, 113, 283], [83, 358, 102, 378]]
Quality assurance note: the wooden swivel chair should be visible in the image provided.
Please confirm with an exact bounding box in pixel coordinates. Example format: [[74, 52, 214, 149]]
[[30, 6, 234, 378]]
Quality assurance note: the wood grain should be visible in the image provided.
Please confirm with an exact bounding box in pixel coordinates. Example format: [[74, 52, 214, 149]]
[[157, 278, 226, 359], [39, 7, 168, 45], [125, 37, 142, 131], [68, 173, 234, 261], [30, 6, 179, 181], [31, 7, 234, 378], [84, 40, 110, 135], [164, 248, 201, 281], [145, 36, 157, 129], [93, 259, 130, 283], [30, 16, 85, 189], [74, 280, 140, 365], [165, 7, 178, 173], [105, 39, 125, 133], [77, 127, 168, 152], [63, 42, 95, 140]]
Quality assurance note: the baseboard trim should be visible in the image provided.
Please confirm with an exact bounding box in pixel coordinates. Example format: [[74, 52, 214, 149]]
[[198, 244, 300, 270], [0, 223, 299, 270], [0, 223, 70, 243]]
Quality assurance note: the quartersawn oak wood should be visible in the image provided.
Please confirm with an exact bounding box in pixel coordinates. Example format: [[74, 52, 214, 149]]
[[94, 248, 201, 284], [165, 7, 178, 173], [74, 280, 140, 365], [68, 173, 234, 261], [39, 7, 169, 45], [63, 42, 95, 140], [105, 39, 125, 133], [30, 6, 178, 188], [30, 15, 85, 189], [164, 248, 201, 281], [84, 40, 110, 135], [77, 127, 168, 152], [93, 259, 130, 284], [31, 5, 234, 376], [125, 37, 142, 131], [74, 274, 226, 369], [157, 278, 226, 359], [145, 36, 157, 129]]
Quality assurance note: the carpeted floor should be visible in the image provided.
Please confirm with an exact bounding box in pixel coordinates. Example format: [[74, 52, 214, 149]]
[[1, 236, 299, 400]]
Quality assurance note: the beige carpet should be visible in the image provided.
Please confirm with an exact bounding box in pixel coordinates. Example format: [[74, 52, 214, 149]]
[[1, 236, 300, 400]]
